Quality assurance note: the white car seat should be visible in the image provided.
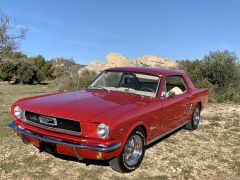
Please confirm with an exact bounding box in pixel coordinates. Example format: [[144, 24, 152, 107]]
[[167, 87, 183, 97]]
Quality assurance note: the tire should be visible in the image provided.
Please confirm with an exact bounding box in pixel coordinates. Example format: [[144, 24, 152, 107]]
[[185, 104, 201, 130], [109, 127, 146, 173]]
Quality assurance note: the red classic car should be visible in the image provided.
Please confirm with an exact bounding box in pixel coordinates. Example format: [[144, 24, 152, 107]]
[[9, 67, 208, 173]]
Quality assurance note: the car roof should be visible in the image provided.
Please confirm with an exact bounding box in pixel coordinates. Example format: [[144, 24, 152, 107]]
[[106, 67, 185, 76]]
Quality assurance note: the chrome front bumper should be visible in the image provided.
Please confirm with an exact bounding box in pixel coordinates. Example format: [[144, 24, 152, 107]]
[[8, 121, 121, 152]]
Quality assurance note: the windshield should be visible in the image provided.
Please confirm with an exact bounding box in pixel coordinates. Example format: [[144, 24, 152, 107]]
[[88, 70, 161, 97]]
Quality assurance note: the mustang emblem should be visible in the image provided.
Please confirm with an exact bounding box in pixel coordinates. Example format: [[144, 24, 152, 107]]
[[39, 116, 57, 126]]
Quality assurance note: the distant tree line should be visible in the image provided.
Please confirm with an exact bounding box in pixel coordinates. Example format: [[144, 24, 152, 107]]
[[0, 52, 55, 84]]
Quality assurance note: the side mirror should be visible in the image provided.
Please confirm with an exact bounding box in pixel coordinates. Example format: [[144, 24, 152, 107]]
[[168, 91, 176, 98]]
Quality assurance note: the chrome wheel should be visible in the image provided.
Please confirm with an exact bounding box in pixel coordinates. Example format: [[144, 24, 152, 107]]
[[193, 107, 200, 126], [123, 135, 143, 166], [109, 127, 146, 173]]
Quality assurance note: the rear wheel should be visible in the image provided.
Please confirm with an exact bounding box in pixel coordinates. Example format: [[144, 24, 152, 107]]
[[109, 127, 146, 173], [185, 104, 201, 130]]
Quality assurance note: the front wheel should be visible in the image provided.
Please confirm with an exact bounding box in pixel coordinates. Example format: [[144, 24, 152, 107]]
[[185, 104, 201, 130], [109, 127, 146, 173]]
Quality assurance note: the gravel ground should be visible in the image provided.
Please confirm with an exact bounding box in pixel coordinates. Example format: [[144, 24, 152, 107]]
[[0, 84, 240, 179]]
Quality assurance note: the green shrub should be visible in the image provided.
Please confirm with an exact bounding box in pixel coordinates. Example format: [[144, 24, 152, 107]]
[[0, 61, 16, 81], [201, 50, 239, 88], [178, 60, 208, 88], [16, 61, 45, 84], [41, 61, 54, 78], [10, 51, 28, 59], [31, 55, 54, 79], [178, 50, 240, 103], [52, 71, 96, 92], [0, 60, 45, 84]]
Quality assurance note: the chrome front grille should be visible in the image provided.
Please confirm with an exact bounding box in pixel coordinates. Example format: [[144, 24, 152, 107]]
[[23, 111, 81, 134]]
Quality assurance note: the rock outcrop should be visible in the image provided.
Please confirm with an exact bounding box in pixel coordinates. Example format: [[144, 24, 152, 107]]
[[78, 53, 177, 76], [136, 55, 176, 69], [105, 53, 135, 68]]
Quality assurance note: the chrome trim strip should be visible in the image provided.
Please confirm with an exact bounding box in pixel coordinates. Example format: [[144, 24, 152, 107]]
[[146, 120, 190, 146], [8, 121, 121, 152], [23, 110, 81, 122]]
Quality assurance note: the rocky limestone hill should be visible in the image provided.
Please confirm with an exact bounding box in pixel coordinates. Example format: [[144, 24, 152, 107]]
[[78, 53, 177, 76]]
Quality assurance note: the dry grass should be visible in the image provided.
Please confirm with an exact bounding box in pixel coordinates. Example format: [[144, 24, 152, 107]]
[[0, 83, 240, 179]]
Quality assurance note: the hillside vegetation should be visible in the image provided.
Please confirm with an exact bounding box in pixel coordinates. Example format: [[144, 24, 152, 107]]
[[1, 50, 240, 103], [53, 50, 240, 103]]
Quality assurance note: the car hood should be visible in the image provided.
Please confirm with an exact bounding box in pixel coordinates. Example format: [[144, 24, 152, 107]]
[[17, 89, 151, 122]]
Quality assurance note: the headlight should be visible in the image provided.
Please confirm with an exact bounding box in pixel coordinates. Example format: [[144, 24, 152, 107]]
[[14, 106, 23, 119], [97, 123, 110, 139]]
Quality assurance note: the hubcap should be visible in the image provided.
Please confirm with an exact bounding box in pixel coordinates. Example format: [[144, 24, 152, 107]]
[[193, 107, 200, 126], [123, 135, 143, 166]]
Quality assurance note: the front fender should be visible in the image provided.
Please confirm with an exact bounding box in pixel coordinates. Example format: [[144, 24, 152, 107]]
[[117, 121, 147, 154]]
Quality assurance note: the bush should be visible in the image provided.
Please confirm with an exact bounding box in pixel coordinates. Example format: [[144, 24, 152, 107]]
[[11, 51, 28, 59], [201, 50, 239, 88], [52, 70, 96, 92], [16, 61, 45, 84], [0, 60, 45, 84], [0, 61, 16, 81], [178, 50, 240, 103], [177, 60, 211, 88], [31, 55, 54, 79]]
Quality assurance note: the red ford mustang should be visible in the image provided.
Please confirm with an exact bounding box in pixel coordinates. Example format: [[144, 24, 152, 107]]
[[9, 67, 208, 173]]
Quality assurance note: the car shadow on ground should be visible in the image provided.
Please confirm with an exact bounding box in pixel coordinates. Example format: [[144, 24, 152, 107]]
[[45, 126, 184, 167], [146, 126, 184, 149]]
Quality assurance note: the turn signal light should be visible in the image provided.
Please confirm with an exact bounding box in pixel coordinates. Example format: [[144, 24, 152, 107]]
[[96, 152, 103, 159]]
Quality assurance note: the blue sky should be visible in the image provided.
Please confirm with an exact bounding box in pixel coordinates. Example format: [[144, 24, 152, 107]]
[[0, 0, 239, 64]]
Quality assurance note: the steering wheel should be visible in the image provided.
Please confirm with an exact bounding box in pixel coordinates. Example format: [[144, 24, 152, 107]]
[[122, 73, 139, 89], [139, 87, 154, 92]]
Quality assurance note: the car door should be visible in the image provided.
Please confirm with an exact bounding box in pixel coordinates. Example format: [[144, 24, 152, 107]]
[[158, 76, 190, 134]]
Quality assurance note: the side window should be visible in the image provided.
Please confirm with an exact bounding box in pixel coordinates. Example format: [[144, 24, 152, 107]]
[[164, 76, 187, 97]]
